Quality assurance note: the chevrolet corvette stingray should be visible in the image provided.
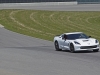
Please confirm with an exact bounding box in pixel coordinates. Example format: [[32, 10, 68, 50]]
[[54, 32, 99, 52]]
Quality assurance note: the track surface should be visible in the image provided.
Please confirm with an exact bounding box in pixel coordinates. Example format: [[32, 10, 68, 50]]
[[0, 3, 100, 75]]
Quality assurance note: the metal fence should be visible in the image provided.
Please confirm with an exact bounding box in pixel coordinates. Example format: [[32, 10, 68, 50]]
[[0, 0, 76, 3]]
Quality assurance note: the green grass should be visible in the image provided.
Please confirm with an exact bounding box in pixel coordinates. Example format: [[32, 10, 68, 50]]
[[0, 10, 100, 41]]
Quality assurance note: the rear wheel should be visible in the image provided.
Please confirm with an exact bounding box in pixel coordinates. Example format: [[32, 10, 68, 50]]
[[93, 49, 99, 52], [54, 41, 62, 51], [70, 43, 75, 53]]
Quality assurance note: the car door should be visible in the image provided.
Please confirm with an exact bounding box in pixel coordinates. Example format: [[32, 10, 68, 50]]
[[62, 34, 69, 50], [57, 34, 65, 49], [59, 34, 69, 50], [63, 40, 69, 50]]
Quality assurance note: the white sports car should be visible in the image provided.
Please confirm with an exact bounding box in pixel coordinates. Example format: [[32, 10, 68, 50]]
[[54, 32, 99, 52]]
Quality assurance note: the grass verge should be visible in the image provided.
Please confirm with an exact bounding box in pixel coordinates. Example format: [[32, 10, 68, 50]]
[[0, 9, 100, 41]]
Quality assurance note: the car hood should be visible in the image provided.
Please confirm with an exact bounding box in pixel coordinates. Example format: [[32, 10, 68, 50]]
[[74, 38, 96, 45]]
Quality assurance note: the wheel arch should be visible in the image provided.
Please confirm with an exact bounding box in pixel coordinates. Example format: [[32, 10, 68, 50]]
[[54, 40, 62, 49], [69, 42, 75, 52], [69, 42, 74, 47]]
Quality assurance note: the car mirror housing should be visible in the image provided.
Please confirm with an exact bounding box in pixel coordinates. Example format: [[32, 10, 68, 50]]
[[59, 36, 61, 38]]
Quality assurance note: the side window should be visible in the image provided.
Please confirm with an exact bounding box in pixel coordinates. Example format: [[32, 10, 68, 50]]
[[64, 34, 67, 40], [61, 34, 67, 40], [61, 34, 64, 39]]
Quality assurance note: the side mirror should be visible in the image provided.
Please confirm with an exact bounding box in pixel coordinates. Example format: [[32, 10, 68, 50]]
[[62, 37, 67, 40], [62, 37, 64, 40]]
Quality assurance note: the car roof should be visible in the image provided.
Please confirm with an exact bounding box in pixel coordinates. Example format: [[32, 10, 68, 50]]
[[64, 32, 83, 35]]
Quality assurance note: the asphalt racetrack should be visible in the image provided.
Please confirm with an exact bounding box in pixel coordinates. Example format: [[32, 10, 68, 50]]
[[0, 3, 100, 11], [0, 3, 100, 75]]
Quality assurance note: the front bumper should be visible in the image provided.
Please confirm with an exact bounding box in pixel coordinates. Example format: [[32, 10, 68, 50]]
[[74, 44, 100, 51]]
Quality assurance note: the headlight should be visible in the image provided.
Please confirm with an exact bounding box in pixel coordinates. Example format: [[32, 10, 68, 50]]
[[95, 40, 99, 43], [74, 41, 81, 45]]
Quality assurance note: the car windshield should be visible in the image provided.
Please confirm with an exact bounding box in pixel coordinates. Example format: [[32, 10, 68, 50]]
[[67, 33, 89, 40]]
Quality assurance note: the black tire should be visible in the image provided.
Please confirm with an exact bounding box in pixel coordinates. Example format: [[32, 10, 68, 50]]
[[93, 49, 99, 52], [70, 43, 75, 53], [54, 41, 62, 51]]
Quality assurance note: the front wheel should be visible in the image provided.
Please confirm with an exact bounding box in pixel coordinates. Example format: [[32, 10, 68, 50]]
[[54, 41, 62, 51], [70, 43, 75, 53]]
